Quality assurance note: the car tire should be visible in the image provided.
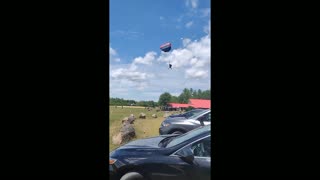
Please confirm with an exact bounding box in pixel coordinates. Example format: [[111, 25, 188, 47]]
[[120, 172, 145, 180], [172, 131, 183, 135]]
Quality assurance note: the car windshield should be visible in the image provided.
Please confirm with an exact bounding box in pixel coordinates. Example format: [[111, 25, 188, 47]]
[[188, 110, 209, 119], [185, 109, 202, 118], [166, 125, 210, 148]]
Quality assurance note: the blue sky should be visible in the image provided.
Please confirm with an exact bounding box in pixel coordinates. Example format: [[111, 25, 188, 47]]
[[110, 0, 211, 101]]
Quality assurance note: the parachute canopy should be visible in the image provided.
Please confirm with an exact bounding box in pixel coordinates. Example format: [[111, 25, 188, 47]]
[[160, 42, 171, 52]]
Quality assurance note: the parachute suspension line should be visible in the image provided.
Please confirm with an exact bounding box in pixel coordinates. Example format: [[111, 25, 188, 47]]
[[168, 59, 172, 69]]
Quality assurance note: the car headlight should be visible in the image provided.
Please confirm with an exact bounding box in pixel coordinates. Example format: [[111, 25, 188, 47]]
[[109, 158, 117, 165], [162, 122, 170, 127]]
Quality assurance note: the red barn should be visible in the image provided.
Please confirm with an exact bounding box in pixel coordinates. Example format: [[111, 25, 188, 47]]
[[167, 99, 210, 111], [188, 99, 211, 109]]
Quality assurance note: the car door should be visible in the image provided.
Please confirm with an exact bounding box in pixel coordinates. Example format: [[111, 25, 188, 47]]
[[169, 136, 211, 180], [146, 136, 211, 180], [190, 136, 211, 179], [144, 155, 193, 180]]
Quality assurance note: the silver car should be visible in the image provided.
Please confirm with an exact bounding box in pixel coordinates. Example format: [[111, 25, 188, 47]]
[[159, 109, 211, 135]]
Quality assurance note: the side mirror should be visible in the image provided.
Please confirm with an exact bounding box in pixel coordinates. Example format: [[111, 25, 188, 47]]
[[176, 147, 194, 164], [197, 116, 205, 126]]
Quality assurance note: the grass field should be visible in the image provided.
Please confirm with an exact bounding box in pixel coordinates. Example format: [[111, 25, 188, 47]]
[[109, 106, 180, 152]]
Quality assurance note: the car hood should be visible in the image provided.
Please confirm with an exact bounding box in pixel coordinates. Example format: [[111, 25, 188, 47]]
[[169, 114, 184, 117], [165, 116, 187, 121], [110, 135, 178, 158], [118, 135, 176, 149], [164, 117, 191, 123]]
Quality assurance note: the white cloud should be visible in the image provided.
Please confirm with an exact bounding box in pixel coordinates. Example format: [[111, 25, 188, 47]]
[[111, 68, 148, 82], [110, 47, 121, 62], [185, 21, 193, 28], [182, 38, 192, 47], [186, 0, 199, 9], [110, 51, 158, 92], [185, 68, 209, 79], [129, 63, 138, 71], [133, 51, 157, 65], [110, 47, 116, 56], [158, 49, 193, 68], [114, 58, 120, 62], [110, 87, 128, 93]]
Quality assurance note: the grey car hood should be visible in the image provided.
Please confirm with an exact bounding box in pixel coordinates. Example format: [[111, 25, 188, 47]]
[[165, 117, 194, 123], [165, 116, 187, 121]]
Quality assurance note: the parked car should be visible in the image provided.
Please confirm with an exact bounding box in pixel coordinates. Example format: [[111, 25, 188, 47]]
[[109, 125, 211, 180], [168, 109, 206, 119], [159, 109, 211, 135]]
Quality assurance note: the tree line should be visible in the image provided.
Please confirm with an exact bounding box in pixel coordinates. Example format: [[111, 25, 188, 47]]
[[109, 97, 157, 107], [110, 88, 210, 107], [158, 88, 211, 107]]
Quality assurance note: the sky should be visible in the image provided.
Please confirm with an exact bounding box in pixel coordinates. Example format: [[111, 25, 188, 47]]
[[110, 0, 211, 102]]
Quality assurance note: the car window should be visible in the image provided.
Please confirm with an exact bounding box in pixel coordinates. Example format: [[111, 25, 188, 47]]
[[188, 110, 209, 119], [175, 136, 211, 157], [191, 136, 211, 157], [198, 112, 211, 122], [185, 110, 198, 118], [166, 125, 210, 148], [192, 110, 202, 115]]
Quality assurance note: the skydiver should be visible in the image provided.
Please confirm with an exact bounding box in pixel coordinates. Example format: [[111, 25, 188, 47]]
[[168, 63, 172, 69]]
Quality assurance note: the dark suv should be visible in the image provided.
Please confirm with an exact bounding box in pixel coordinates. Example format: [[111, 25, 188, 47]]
[[159, 109, 211, 135], [109, 125, 211, 180]]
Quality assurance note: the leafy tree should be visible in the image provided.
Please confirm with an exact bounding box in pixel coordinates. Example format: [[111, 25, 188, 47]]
[[170, 96, 179, 103], [158, 92, 172, 107], [178, 88, 192, 103], [192, 89, 198, 98], [136, 101, 146, 107], [109, 97, 138, 106], [189, 88, 193, 97], [202, 90, 211, 99], [146, 101, 156, 107], [197, 89, 202, 99]]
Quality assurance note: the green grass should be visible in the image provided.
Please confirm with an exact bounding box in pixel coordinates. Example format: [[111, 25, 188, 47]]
[[109, 106, 180, 152]]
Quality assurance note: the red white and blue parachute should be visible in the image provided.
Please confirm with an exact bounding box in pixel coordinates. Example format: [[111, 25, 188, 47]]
[[160, 42, 171, 52]]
